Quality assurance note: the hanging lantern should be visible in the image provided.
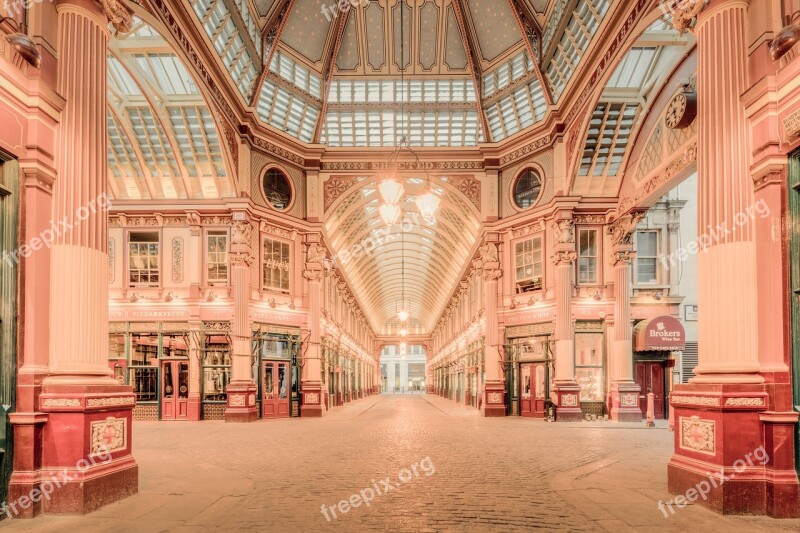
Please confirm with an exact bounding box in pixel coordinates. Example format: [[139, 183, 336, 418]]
[[379, 204, 402, 225], [398, 309, 409, 321], [415, 190, 441, 219], [378, 180, 404, 205], [399, 328, 408, 337]]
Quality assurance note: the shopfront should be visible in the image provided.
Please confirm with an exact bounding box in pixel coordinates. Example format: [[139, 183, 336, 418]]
[[504, 324, 554, 418], [574, 321, 606, 418], [632, 316, 685, 420], [253, 326, 301, 419]]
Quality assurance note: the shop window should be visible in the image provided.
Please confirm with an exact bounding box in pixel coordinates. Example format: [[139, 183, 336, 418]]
[[262, 168, 292, 210], [263, 237, 291, 293], [575, 331, 605, 402], [203, 334, 231, 401], [515, 236, 543, 292], [206, 231, 228, 285], [128, 232, 160, 287], [513, 168, 543, 209], [129, 333, 159, 402], [577, 228, 599, 285], [635, 230, 660, 284]]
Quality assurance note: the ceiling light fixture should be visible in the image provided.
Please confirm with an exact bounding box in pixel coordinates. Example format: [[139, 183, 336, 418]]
[[0, 16, 42, 69], [378, 179, 404, 205], [415, 188, 441, 219], [379, 203, 402, 225], [399, 328, 408, 337]]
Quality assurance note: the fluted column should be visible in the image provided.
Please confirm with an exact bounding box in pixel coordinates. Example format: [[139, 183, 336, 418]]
[[224, 219, 258, 422], [45, 0, 116, 383], [301, 241, 325, 416], [606, 213, 644, 421], [692, 0, 760, 382], [477, 238, 505, 416], [30, 0, 138, 516]]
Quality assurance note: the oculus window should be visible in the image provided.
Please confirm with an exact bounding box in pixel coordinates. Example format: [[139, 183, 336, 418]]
[[263, 169, 292, 210], [513, 169, 543, 209]]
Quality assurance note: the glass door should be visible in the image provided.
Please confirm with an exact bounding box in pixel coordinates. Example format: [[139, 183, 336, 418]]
[[262, 361, 290, 418]]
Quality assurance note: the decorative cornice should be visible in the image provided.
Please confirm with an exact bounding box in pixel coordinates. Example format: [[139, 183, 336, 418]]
[[251, 136, 305, 166], [619, 142, 697, 215], [499, 135, 551, 165]]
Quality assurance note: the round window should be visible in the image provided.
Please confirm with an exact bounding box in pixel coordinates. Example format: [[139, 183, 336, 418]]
[[513, 169, 542, 209], [263, 169, 292, 210]]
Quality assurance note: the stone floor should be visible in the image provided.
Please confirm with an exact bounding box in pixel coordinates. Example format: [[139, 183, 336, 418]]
[[4, 394, 800, 532]]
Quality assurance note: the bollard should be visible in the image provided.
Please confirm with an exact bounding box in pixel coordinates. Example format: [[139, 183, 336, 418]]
[[645, 392, 656, 428]]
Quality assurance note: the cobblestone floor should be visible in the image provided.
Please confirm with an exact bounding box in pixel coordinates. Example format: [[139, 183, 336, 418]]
[[4, 394, 800, 532]]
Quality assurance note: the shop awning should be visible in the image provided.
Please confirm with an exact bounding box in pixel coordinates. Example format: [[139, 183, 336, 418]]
[[633, 316, 686, 352]]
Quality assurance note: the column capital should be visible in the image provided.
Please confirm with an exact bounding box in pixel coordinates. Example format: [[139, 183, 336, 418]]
[[98, 0, 134, 33], [661, 0, 709, 34], [303, 267, 324, 283], [550, 250, 577, 266], [612, 250, 636, 266]]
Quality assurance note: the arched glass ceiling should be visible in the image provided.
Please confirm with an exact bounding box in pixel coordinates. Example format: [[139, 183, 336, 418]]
[[107, 18, 236, 200], [572, 17, 696, 197], [325, 178, 480, 335]]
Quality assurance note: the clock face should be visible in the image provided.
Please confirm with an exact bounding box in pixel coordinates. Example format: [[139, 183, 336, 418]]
[[665, 91, 697, 129]]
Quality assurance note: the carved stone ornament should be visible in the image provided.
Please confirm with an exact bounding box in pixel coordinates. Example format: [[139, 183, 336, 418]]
[[101, 0, 134, 33], [230, 250, 254, 267], [551, 250, 577, 266], [479, 242, 499, 263], [482, 268, 502, 282], [663, 0, 708, 34], [231, 221, 253, 247], [608, 212, 645, 247], [613, 250, 636, 266], [553, 219, 575, 244], [90, 417, 126, 454], [306, 243, 323, 265], [303, 269, 323, 282], [679, 415, 715, 455]]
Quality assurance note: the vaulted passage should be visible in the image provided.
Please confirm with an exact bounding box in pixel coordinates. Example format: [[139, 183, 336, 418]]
[[1, 0, 800, 528]]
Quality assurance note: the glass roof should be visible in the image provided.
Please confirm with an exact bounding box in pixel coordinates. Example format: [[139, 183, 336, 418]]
[[106, 18, 235, 200]]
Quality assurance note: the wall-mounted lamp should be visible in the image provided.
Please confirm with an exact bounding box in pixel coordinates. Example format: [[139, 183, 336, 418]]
[[592, 290, 602, 301], [206, 292, 217, 302], [129, 292, 142, 303], [0, 17, 42, 69], [164, 292, 177, 302], [770, 12, 800, 61]]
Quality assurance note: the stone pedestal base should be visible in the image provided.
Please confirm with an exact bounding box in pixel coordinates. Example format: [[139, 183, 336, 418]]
[[483, 381, 506, 417], [224, 381, 258, 423], [187, 394, 201, 421], [301, 381, 324, 417], [667, 383, 799, 518], [610, 382, 642, 422], [554, 382, 582, 422], [8, 384, 140, 517]]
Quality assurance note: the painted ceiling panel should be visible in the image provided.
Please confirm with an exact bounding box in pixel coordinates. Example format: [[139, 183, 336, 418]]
[[280, 0, 335, 65], [465, 0, 523, 63]]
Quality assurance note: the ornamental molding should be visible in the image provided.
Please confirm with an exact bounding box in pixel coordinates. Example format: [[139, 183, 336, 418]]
[[505, 323, 554, 338], [574, 214, 608, 225], [251, 136, 305, 166], [679, 415, 715, 455], [172, 237, 184, 283], [259, 221, 294, 239], [248, 393, 256, 406], [499, 135, 551, 165], [229, 394, 246, 407], [619, 143, 697, 215], [305, 392, 320, 405], [108, 237, 115, 284], [487, 392, 503, 404], [231, 221, 254, 246], [671, 395, 720, 407], [574, 320, 604, 332], [42, 398, 81, 408], [86, 396, 135, 408], [446, 176, 481, 210], [324, 176, 357, 211], [90, 417, 126, 455], [321, 161, 483, 171], [724, 397, 765, 407]]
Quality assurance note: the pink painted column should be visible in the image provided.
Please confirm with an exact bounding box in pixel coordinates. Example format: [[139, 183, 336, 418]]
[[478, 236, 505, 416], [301, 240, 324, 416], [224, 218, 258, 422], [550, 217, 581, 421], [666, 0, 796, 518], [33, 0, 137, 515]]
